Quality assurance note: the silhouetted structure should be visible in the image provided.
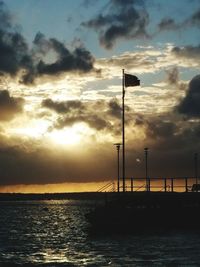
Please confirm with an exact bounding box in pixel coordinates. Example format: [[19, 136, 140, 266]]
[[122, 69, 140, 192], [144, 147, 149, 191], [86, 191, 200, 232], [194, 152, 198, 189], [86, 71, 200, 232], [114, 143, 121, 193]]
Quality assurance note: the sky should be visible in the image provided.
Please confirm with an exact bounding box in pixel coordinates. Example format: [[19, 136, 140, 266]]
[[0, 0, 200, 193]]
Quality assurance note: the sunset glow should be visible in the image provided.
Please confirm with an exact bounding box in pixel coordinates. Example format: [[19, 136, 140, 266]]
[[0, 0, 199, 193], [47, 123, 93, 146]]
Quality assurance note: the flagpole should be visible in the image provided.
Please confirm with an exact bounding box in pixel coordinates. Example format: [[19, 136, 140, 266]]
[[122, 69, 125, 192], [121, 71, 140, 193]]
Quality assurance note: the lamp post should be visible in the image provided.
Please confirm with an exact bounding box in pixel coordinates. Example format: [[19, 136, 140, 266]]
[[114, 143, 121, 193], [122, 69, 125, 192], [194, 152, 198, 187], [144, 147, 149, 191]]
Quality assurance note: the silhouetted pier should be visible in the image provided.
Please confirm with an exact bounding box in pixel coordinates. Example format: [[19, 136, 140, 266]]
[[123, 176, 200, 193], [98, 177, 200, 193], [86, 71, 200, 231], [87, 177, 200, 231]]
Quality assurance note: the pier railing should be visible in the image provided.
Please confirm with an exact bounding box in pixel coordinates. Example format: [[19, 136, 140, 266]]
[[97, 177, 200, 193], [97, 182, 115, 192], [120, 177, 200, 193]]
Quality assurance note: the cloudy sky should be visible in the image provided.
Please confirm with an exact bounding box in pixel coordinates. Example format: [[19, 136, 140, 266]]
[[0, 0, 200, 193]]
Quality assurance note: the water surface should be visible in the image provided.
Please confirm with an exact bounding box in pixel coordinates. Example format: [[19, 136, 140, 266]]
[[0, 199, 200, 266]]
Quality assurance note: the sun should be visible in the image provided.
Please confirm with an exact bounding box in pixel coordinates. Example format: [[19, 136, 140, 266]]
[[8, 119, 93, 146], [47, 123, 93, 146], [7, 119, 50, 139], [48, 128, 81, 145]]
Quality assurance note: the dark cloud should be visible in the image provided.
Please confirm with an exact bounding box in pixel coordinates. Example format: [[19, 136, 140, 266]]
[[0, 90, 24, 120], [0, 1, 12, 29], [34, 33, 95, 76], [0, 2, 33, 82], [146, 119, 177, 140], [126, 112, 200, 177], [1, 98, 200, 185], [42, 98, 123, 133], [0, 30, 33, 78], [152, 124, 200, 177], [1, 111, 200, 185], [166, 67, 179, 85], [21, 32, 97, 83], [171, 45, 200, 60], [157, 8, 200, 33], [52, 100, 111, 131], [0, 140, 115, 185], [133, 114, 178, 141], [81, 0, 149, 49], [165, 67, 187, 92], [132, 80, 200, 179], [42, 98, 84, 114], [56, 113, 110, 131], [108, 98, 121, 118], [0, 2, 96, 84], [177, 75, 200, 117], [125, 75, 200, 177], [42, 98, 112, 131], [158, 18, 180, 31], [188, 9, 200, 27], [81, 0, 99, 8]]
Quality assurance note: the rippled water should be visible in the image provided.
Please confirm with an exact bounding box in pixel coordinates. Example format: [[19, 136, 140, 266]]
[[1, 199, 200, 266]]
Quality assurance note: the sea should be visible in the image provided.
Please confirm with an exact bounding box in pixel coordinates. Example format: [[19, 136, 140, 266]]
[[1, 198, 200, 267]]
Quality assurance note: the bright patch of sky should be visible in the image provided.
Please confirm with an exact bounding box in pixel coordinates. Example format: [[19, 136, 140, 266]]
[[0, 0, 200, 189]]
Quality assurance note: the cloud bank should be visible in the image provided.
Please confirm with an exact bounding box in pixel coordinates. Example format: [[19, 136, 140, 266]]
[[0, 2, 96, 84], [0, 90, 24, 121], [177, 75, 200, 117], [82, 0, 149, 49]]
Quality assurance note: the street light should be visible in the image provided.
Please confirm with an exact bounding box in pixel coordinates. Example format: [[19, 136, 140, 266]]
[[194, 152, 198, 188], [144, 147, 149, 191], [114, 143, 121, 193]]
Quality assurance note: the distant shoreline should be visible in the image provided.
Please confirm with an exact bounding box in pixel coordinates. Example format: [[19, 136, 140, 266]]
[[0, 192, 107, 201], [1, 191, 198, 202]]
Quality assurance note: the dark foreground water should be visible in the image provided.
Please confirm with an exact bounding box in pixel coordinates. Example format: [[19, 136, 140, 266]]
[[0, 199, 200, 267]]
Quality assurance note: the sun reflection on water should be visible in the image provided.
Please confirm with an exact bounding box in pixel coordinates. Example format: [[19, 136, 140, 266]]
[[1, 199, 200, 266]]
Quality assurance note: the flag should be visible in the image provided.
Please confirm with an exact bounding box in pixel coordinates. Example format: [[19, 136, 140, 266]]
[[124, 73, 140, 87]]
